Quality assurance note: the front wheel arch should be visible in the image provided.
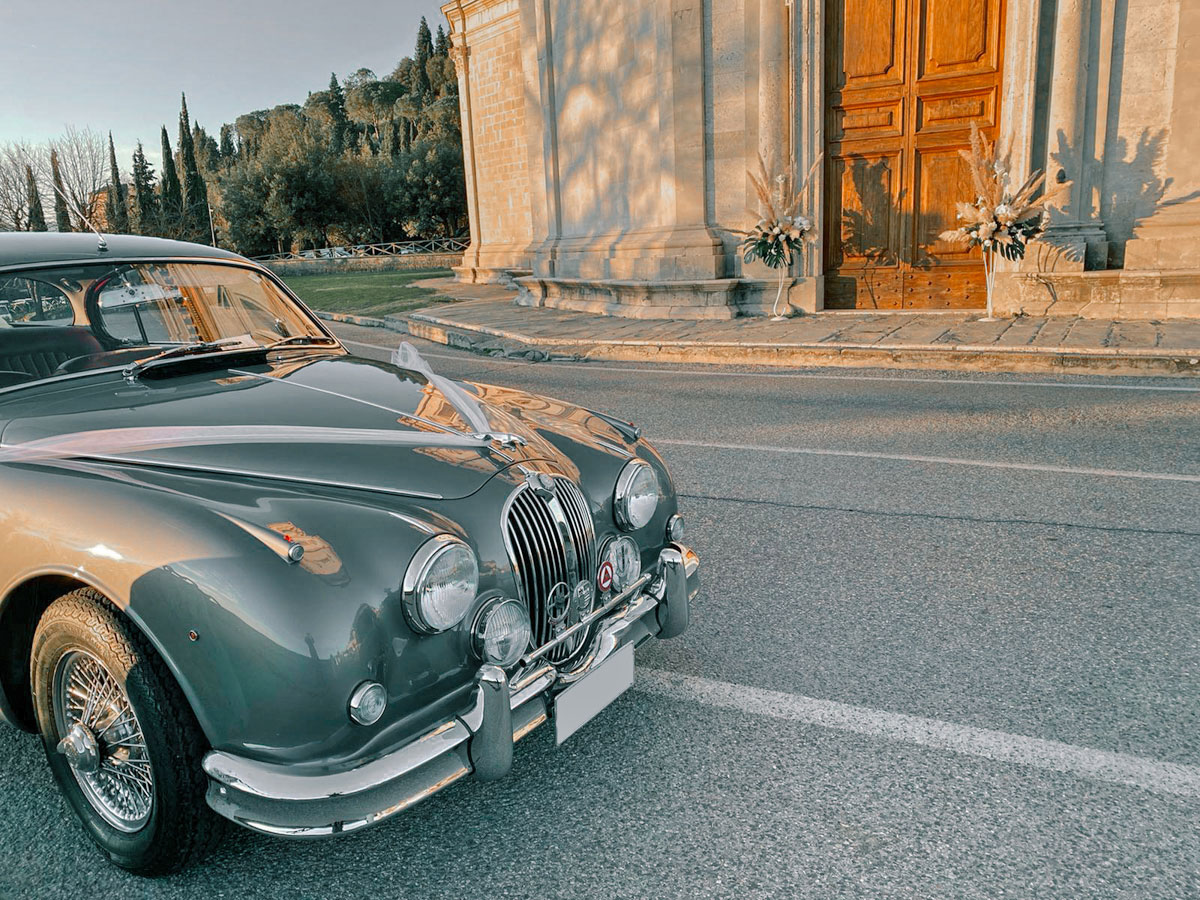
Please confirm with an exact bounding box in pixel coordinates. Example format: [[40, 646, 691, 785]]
[[0, 573, 94, 731]]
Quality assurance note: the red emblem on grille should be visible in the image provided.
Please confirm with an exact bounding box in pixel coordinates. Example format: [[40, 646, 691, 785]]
[[597, 560, 614, 592]]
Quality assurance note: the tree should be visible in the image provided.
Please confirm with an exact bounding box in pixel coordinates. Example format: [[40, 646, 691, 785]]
[[326, 73, 350, 155], [130, 142, 158, 235], [435, 24, 450, 57], [50, 149, 72, 231], [178, 94, 210, 242], [159, 126, 183, 237], [0, 144, 32, 231], [51, 126, 107, 231], [105, 132, 130, 232], [24, 164, 47, 231], [218, 124, 236, 163], [401, 140, 467, 236], [412, 17, 433, 99]]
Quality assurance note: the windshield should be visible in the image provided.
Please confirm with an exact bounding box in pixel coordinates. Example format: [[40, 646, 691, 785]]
[[0, 262, 330, 388]]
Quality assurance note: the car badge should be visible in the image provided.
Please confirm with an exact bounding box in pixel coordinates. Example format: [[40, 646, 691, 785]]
[[546, 581, 572, 629], [597, 560, 615, 593]]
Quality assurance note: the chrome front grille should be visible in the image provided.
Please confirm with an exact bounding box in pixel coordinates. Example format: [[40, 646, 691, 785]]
[[503, 477, 598, 665]]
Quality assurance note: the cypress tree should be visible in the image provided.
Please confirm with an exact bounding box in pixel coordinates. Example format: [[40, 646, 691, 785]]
[[50, 149, 72, 232], [106, 132, 130, 232], [435, 24, 449, 57], [178, 94, 210, 241], [412, 18, 433, 98], [130, 142, 158, 235], [159, 125, 183, 237], [218, 124, 235, 164], [25, 165, 47, 232], [327, 73, 350, 155]]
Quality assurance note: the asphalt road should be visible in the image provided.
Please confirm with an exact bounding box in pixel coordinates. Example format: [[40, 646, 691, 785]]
[[2, 325, 1197, 899]]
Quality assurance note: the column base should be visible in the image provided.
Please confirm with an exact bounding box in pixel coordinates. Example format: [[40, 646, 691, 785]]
[[1026, 224, 1110, 272], [530, 225, 730, 282], [1122, 200, 1200, 271], [992, 269, 1200, 318], [514, 275, 824, 320]]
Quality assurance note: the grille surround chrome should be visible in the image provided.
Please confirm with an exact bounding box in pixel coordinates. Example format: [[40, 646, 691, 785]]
[[501, 476, 598, 666]]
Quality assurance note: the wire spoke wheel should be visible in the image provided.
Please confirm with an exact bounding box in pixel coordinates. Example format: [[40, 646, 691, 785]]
[[52, 650, 154, 832]]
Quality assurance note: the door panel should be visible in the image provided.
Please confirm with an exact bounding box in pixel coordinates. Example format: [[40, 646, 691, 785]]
[[837, 0, 906, 89], [824, 0, 1005, 309]]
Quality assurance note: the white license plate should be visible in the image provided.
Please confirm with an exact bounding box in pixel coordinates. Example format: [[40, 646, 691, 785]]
[[553, 643, 635, 744]]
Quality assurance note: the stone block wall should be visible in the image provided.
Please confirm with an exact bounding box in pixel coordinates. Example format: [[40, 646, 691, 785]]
[[446, 0, 534, 282]]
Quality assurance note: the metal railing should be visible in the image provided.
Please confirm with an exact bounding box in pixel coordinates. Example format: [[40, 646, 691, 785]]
[[255, 238, 469, 262]]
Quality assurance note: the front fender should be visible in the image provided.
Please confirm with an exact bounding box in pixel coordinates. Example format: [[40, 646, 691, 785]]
[[0, 460, 482, 766]]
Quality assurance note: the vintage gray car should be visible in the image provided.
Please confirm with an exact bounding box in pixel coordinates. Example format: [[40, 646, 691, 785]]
[[0, 233, 699, 874]]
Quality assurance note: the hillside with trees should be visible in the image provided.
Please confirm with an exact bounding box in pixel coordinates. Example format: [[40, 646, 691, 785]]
[[0, 18, 466, 258]]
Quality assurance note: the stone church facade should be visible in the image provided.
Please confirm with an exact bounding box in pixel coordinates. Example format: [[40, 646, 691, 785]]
[[442, 0, 1199, 318]]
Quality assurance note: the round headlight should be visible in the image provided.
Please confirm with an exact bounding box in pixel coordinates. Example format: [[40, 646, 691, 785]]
[[348, 681, 387, 726], [403, 535, 479, 633], [605, 536, 642, 592], [614, 460, 659, 531], [473, 599, 532, 668]]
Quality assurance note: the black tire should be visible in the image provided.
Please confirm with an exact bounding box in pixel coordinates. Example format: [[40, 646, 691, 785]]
[[29, 587, 223, 875]]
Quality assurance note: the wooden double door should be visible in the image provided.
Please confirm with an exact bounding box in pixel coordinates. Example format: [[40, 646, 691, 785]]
[[823, 0, 1006, 309]]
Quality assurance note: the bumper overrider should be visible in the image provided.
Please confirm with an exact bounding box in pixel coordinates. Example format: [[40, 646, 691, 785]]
[[202, 543, 700, 837]]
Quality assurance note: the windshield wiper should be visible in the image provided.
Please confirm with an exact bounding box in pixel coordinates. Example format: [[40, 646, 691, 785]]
[[262, 335, 340, 352], [122, 338, 261, 380]]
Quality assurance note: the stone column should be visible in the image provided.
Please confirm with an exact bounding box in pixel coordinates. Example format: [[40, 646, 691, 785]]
[[758, 0, 790, 170], [1123, 0, 1200, 274], [1038, 0, 1110, 270], [447, 38, 483, 274]]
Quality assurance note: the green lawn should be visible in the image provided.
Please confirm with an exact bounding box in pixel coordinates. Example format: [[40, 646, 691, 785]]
[[280, 268, 453, 317]]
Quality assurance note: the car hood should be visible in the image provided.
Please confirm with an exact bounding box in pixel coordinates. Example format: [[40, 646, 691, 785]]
[[0, 354, 586, 500]]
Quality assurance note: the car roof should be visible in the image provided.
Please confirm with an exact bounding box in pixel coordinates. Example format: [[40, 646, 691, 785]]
[[0, 232, 249, 270]]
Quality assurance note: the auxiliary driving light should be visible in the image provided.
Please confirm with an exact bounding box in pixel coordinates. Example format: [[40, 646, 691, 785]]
[[348, 681, 388, 726], [474, 599, 532, 668], [605, 536, 642, 592]]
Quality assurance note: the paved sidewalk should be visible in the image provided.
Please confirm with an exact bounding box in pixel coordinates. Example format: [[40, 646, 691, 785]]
[[317, 278, 1200, 376]]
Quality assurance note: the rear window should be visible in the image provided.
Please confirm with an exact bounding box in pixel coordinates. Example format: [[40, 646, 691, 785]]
[[0, 275, 74, 326]]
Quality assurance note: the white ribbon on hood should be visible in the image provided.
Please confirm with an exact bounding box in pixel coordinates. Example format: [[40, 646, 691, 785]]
[[391, 341, 492, 435], [0, 425, 489, 464]]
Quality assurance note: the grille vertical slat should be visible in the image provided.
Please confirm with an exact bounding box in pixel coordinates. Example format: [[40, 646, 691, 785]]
[[502, 478, 599, 665]]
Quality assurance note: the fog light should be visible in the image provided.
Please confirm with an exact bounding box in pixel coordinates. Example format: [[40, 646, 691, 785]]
[[348, 681, 387, 726], [474, 599, 532, 668], [605, 536, 642, 592], [666, 514, 685, 543]]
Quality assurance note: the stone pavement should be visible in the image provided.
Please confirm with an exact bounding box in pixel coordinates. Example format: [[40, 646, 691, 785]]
[[316, 278, 1200, 376]]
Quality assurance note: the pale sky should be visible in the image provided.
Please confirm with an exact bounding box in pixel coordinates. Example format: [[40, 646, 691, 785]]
[[0, 0, 447, 168]]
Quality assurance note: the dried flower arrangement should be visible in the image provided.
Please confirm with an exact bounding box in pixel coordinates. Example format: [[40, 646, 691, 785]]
[[738, 152, 822, 319], [939, 122, 1071, 318]]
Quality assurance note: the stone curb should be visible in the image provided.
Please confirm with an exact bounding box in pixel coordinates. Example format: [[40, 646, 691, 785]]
[[315, 310, 410, 333], [402, 309, 1200, 377]]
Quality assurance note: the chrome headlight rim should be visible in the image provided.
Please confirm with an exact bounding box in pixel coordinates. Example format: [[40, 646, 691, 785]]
[[613, 459, 660, 531], [402, 534, 479, 635], [471, 597, 532, 668]]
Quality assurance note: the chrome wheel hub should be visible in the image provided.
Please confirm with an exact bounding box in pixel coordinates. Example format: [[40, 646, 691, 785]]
[[52, 651, 154, 832], [56, 722, 100, 774]]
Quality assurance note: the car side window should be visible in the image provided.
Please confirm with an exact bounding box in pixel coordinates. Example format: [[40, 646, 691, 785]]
[[0, 276, 74, 326]]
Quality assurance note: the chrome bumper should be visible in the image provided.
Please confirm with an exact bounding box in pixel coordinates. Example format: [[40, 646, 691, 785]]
[[202, 543, 699, 837]]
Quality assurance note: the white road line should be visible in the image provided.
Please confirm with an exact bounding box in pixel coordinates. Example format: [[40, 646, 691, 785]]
[[335, 336, 1200, 392], [635, 668, 1200, 799], [655, 438, 1200, 483]]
